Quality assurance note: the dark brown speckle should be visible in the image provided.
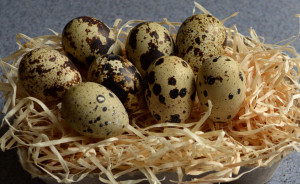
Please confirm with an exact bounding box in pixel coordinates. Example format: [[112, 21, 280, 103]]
[[181, 60, 188, 67], [228, 93, 234, 99], [154, 113, 161, 121], [170, 114, 181, 123], [195, 37, 201, 45], [109, 93, 114, 97], [148, 71, 155, 84], [152, 83, 162, 96], [239, 72, 244, 81], [179, 88, 187, 97], [168, 77, 176, 85], [155, 58, 164, 65], [159, 95, 166, 104], [49, 56, 56, 62], [169, 88, 179, 99], [97, 95, 105, 103], [140, 41, 165, 71], [203, 90, 208, 97]]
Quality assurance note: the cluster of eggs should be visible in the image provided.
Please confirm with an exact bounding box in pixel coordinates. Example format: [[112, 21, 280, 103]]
[[18, 14, 246, 139]]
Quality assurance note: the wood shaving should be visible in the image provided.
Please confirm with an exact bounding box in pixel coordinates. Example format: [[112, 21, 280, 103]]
[[0, 2, 299, 184]]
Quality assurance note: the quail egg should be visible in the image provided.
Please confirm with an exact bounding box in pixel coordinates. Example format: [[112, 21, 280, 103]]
[[176, 14, 226, 73], [196, 55, 246, 122], [18, 47, 82, 102], [125, 22, 175, 77], [62, 82, 129, 139], [145, 56, 196, 123], [62, 16, 116, 66], [87, 54, 145, 114]]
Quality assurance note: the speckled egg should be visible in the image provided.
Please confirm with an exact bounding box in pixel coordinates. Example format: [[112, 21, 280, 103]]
[[62, 82, 129, 139], [62, 16, 116, 66], [176, 14, 226, 73], [87, 54, 145, 113], [145, 56, 196, 123], [18, 47, 82, 102], [196, 55, 246, 122], [125, 22, 175, 77]]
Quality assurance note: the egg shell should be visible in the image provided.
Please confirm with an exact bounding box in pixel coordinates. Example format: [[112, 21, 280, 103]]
[[176, 14, 226, 74], [62, 16, 116, 66], [196, 55, 246, 122], [145, 56, 196, 123], [18, 47, 82, 102], [62, 82, 129, 139], [125, 22, 175, 77], [87, 54, 145, 113]]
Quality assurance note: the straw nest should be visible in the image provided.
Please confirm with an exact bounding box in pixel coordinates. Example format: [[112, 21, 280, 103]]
[[0, 2, 299, 184]]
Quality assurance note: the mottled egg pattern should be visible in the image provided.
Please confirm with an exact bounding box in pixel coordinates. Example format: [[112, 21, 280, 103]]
[[196, 55, 246, 122], [87, 54, 145, 113], [62, 82, 129, 139], [18, 47, 82, 102], [62, 16, 116, 66], [125, 22, 175, 77], [145, 56, 196, 123], [176, 14, 226, 73]]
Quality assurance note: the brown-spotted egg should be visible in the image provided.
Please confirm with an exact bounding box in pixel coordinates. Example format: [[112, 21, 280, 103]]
[[125, 22, 175, 77], [62, 16, 116, 66], [18, 47, 82, 102], [196, 55, 246, 122], [62, 82, 129, 139], [176, 14, 226, 74], [145, 56, 196, 123], [87, 54, 145, 114]]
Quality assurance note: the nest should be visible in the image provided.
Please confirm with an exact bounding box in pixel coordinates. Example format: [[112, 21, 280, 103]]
[[0, 2, 299, 184]]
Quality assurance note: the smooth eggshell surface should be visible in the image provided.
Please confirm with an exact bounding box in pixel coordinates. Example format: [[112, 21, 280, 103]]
[[87, 54, 145, 114], [62, 16, 115, 66], [18, 47, 82, 102], [62, 82, 129, 139], [196, 55, 246, 122], [145, 56, 196, 123], [125, 22, 175, 77], [176, 14, 226, 74]]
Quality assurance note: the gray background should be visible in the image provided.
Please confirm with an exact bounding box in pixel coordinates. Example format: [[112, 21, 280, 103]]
[[0, 0, 299, 183]]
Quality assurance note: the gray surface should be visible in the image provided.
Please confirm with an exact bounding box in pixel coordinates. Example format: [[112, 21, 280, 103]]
[[0, 0, 299, 183]]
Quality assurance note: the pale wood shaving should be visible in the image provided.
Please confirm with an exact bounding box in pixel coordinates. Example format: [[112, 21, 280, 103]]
[[0, 4, 299, 184]]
